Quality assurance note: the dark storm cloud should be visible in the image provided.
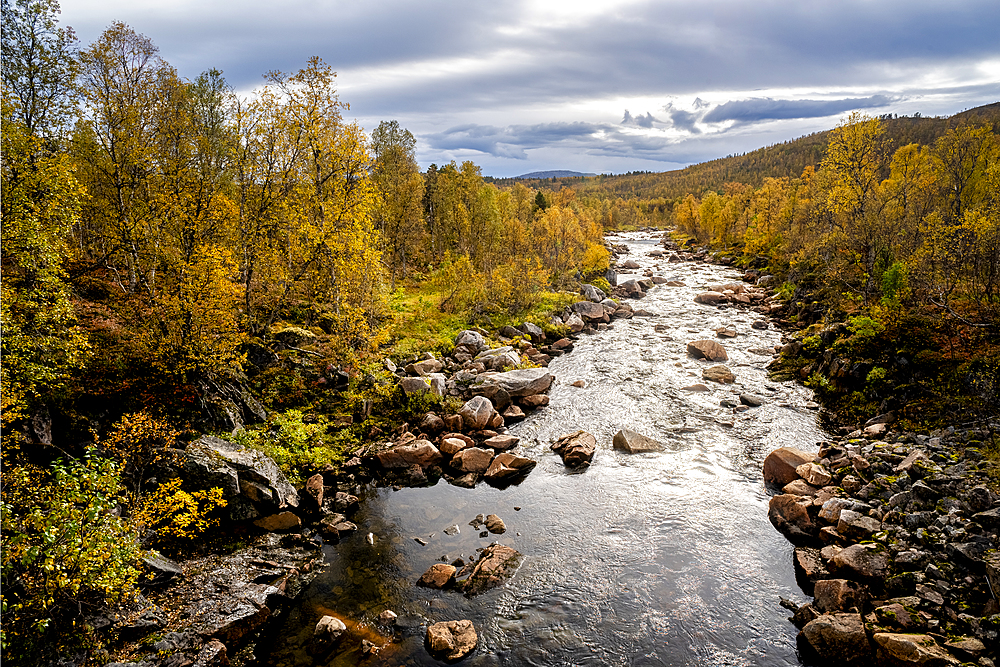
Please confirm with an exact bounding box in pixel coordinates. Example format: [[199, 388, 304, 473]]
[[703, 95, 894, 124]]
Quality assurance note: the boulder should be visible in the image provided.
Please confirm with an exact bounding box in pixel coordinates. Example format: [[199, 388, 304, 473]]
[[416, 411, 444, 434], [612, 428, 665, 453], [140, 552, 183, 587], [484, 453, 537, 482], [179, 436, 299, 521], [686, 340, 728, 361], [694, 291, 726, 305], [519, 394, 550, 409], [520, 322, 546, 344], [872, 633, 959, 666], [418, 563, 457, 589], [454, 329, 486, 353], [376, 440, 444, 469], [253, 511, 302, 532], [474, 368, 554, 398], [768, 494, 816, 544], [484, 514, 506, 534], [571, 300, 607, 322], [551, 430, 597, 467], [796, 462, 832, 487], [314, 614, 347, 644], [502, 404, 526, 423], [813, 579, 865, 613], [763, 447, 813, 487], [400, 376, 432, 395], [484, 434, 519, 450], [451, 447, 495, 474], [837, 510, 881, 541], [459, 396, 495, 430], [426, 620, 478, 661], [459, 544, 522, 596], [794, 547, 830, 590], [439, 437, 471, 456], [274, 327, 316, 347], [410, 359, 443, 376], [304, 473, 324, 510], [799, 613, 871, 664], [702, 365, 735, 384], [832, 544, 889, 581], [581, 283, 606, 302], [566, 314, 585, 332]]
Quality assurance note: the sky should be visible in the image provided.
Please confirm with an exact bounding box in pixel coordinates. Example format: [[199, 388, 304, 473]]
[[56, 0, 1000, 178]]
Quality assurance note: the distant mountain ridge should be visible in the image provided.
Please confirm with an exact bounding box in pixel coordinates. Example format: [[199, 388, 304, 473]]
[[514, 170, 596, 179], [496, 103, 1000, 198]]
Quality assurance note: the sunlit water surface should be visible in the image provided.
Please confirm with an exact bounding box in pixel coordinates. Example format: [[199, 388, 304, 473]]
[[256, 233, 828, 667]]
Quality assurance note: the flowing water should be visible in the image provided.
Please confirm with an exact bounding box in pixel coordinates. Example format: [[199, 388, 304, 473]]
[[257, 233, 829, 667]]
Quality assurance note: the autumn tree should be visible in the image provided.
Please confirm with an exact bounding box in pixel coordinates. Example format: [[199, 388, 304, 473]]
[[1, 0, 79, 140], [371, 120, 425, 285]]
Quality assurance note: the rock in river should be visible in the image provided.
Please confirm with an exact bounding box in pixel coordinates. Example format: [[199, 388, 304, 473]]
[[612, 428, 666, 453], [483, 453, 537, 483], [686, 339, 729, 361], [427, 620, 478, 661], [703, 365, 735, 384], [418, 563, 457, 589], [459, 544, 522, 596], [551, 430, 597, 466]]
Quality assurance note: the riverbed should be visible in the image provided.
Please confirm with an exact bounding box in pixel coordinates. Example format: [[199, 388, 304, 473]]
[[256, 232, 829, 667]]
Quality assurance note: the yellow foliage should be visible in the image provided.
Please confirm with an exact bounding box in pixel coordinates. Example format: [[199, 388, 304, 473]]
[[134, 478, 227, 544]]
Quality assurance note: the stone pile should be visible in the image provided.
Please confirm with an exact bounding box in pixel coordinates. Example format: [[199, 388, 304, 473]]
[[764, 426, 1000, 665]]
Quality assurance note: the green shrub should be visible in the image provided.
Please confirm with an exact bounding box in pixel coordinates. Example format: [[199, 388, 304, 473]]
[[231, 409, 343, 484], [1, 451, 141, 662]]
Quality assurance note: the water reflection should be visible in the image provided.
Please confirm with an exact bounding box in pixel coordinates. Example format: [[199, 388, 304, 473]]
[[256, 233, 828, 666]]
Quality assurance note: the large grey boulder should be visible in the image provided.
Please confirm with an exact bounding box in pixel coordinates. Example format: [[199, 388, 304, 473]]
[[581, 283, 606, 302], [473, 368, 554, 398], [454, 329, 486, 354], [179, 436, 299, 522], [459, 396, 494, 429]]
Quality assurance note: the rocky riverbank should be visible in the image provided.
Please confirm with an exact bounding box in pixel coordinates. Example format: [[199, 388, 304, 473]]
[[765, 425, 1000, 665]]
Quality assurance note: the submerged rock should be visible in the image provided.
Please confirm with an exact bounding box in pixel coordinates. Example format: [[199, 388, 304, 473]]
[[686, 339, 728, 361]]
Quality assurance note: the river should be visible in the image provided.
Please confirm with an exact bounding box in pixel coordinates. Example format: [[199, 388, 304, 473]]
[[256, 232, 829, 667]]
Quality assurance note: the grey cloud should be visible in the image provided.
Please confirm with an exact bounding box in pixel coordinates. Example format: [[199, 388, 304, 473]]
[[622, 110, 657, 128], [703, 95, 894, 124]]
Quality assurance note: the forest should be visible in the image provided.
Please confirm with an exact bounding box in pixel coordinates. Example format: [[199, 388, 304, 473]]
[[2, 0, 999, 662], [1, 2, 613, 660]]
